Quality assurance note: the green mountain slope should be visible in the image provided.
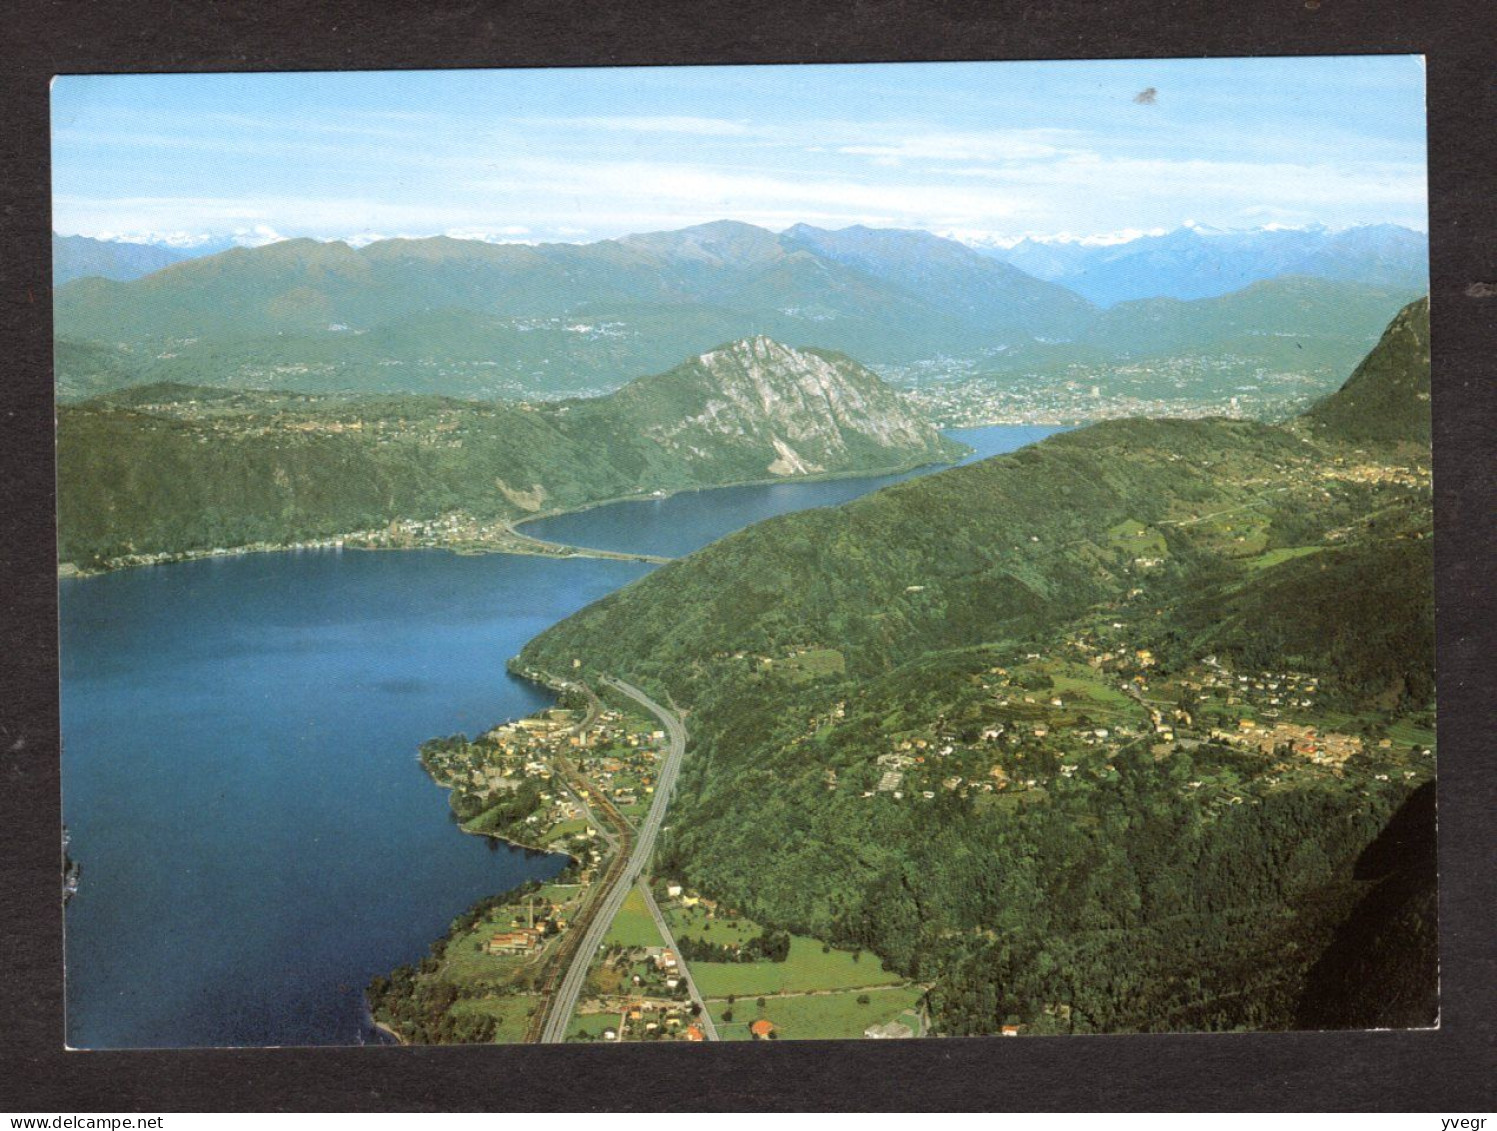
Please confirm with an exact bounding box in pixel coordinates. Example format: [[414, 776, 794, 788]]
[[522, 416, 1318, 680], [52, 222, 1095, 399], [1082, 276, 1419, 359], [57, 338, 962, 567], [1301, 296, 1431, 445], [516, 298, 1435, 1034]]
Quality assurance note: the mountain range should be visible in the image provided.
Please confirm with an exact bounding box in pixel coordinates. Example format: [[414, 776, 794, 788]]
[[52, 221, 1422, 404], [52, 234, 192, 286], [56, 337, 962, 568], [984, 223, 1427, 306], [52, 221, 1090, 397]]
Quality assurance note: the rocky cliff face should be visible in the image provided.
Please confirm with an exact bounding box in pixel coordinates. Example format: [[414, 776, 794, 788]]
[[597, 335, 965, 480]]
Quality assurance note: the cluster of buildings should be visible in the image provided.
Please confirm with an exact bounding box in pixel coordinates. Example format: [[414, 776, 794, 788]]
[[594, 998, 703, 1043], [892, 353, 1328, 429], [586, 941, 701, 1043], [1214, 719, 1362, 767], [822, 611, 1427, 811], [344, 512, 530, 552], [485, 895, 570, 955], [418, 706, 663, 853], [1319, 460, 1430, 489]]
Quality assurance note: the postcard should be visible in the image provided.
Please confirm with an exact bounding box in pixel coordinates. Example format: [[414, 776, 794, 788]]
[[53, 57, 1434, 1049]]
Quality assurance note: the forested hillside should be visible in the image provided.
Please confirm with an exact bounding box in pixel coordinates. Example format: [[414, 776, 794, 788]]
[[57, 338, 961, 568], [517, 298, 1436, 1034], [1301, 296, 1431, 446]]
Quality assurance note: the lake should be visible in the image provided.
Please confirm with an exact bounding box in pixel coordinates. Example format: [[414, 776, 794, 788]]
[[59, 424, 1063, 1047]]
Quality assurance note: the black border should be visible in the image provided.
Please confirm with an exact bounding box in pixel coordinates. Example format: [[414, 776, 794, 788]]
[[3, 0, 1494, 1112]]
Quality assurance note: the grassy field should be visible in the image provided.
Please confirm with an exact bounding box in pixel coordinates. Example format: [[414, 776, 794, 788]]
[[688, 935, 903, 998], [540, 818, 590, 843], [707, 986, 924, 1042], [1310, 709, 1436, 752], [570, 1011, 621, 1041], [1046, 668, 1138, 712], [981, 786, 1049, 813], [1107, 518, 1167, 557], [605, 886, 666, 948], [438, 916, 534, 986], [666, 906, 763, 947], [1386, 716, 1437, 749], [1243, 545, 1327, 571], [448, 994, 540, 1043], [780, 648, 847, 683]]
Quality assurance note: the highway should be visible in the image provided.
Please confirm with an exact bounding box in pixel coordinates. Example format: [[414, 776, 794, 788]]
[[537, 676, 690, 1043]]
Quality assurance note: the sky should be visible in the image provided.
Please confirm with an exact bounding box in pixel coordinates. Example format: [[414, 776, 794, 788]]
[[51, 57, 1428, 249]]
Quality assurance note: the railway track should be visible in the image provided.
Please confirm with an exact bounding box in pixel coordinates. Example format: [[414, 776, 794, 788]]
[[521, 750, 635, 1043]]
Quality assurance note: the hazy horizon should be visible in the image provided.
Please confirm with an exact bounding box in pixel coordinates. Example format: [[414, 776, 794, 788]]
[[52, 58, 1427, 251]]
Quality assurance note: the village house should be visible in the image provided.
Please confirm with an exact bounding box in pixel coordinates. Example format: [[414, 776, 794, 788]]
[[487, 927, 542, 954]]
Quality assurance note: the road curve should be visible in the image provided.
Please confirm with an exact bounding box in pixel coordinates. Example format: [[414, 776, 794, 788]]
[[538, 676, 689, 1043]]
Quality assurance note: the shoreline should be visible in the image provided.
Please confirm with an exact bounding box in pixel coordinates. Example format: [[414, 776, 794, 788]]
[[56, 448, 967, 580], [506, 448, 967, 534], [369, 1017, 407, 1046]]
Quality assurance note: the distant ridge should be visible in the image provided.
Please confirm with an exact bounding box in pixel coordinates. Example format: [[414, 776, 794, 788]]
[[52, 233, 189, 286], [983, 223, 1427, 306], [53, 220, 1424, 404], [53, 220, 1094, 398]]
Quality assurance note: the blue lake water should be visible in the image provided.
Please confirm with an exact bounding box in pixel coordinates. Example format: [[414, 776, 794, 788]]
[[59, 424, 1063, 1048], [522, 425, 1064, 557]]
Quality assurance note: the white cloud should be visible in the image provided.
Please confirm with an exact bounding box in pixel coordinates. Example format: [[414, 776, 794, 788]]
[[463, 156, 1025, 232], [231, 224, 287, 247], [79, 229, 219, 249], [524, 115, 755, 136], [442, 225, 533, 243], [838, 129, 1079, 164]]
